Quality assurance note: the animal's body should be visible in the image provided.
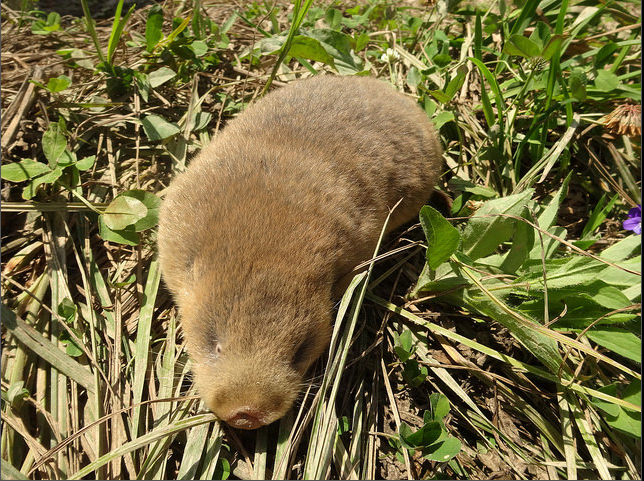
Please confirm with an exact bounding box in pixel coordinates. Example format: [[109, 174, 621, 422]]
[[157, 75, 442, 429]]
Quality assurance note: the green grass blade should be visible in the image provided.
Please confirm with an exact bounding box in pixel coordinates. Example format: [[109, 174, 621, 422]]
[[130, 259, 161, 440], [1, 304, 96, 394]]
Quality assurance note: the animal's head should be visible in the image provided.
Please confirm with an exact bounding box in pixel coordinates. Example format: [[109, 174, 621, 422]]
[[178, 262, 333, 429]]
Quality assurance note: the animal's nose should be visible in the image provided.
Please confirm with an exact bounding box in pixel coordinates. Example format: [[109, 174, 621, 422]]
[[226, 409, 264, 430]]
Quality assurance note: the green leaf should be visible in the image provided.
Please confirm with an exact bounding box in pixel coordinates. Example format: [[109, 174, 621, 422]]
[[188, 40, 208, 57], [591, 381, 641, 439], [134, 72, 151, 102], [42, 118, 68, 167], [432, 111, 455, 129], [75, 155, 96, 171], [324, 7, 342, 30], [287, 35, 337, 67], [140, 114, 180, 141], [6, 381, 29, 405], [586, 328, 641, 363], [541, 35, 563, 61], [306, 29, 365, 75], [145, 4, 164, 52], [499, 211, 534, 273], [428, 89, 451, 104], [393, 329, 415, 362], [569, 69, 587, 101], [59, 327, 84, 357], [503, 35, 541, 58], [57, 298, 77, 322], [148, 67, 177, 88], [444, 65, 468, 101], [22, 167, 63, 200], [428, 393, 450, 421], [1, 159, 51, 182], [594, 70, 620, 92], [119, 189, 162, 231], [419, 205, 461, 270], [402, 360, 428, 388], [103, 195, 148, 230], [98, 216, 140, 246], [423, 437, 462, 462], [406, 66, 422, 89], [432, 53, 452, 68], [46, 75, 72, 93], [399, 421, 444, 449], [461, 189, 534, 261], [353, 32, 369, 52]]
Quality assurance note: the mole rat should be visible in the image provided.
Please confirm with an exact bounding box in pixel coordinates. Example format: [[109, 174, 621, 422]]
[[157, 75, 442, 430]]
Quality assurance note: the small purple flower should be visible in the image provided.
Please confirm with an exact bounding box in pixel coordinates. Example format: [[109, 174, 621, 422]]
[[623, 204, 641, 235]]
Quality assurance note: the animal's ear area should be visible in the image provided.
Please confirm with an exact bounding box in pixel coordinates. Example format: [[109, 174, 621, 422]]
[[290, 325, 330, 371]]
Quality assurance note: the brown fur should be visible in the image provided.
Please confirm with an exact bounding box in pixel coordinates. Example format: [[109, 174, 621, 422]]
[[157, 75, 443, 429]]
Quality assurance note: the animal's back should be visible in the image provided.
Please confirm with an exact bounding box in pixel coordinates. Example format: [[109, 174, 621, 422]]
[[160, 76, 442, 296]]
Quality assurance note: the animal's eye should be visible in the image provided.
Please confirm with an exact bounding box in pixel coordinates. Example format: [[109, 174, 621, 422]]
[[215, 343, 222, 355]]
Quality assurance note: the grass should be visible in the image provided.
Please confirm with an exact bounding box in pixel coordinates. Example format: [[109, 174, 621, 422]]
[[0, 0, 641, 479]]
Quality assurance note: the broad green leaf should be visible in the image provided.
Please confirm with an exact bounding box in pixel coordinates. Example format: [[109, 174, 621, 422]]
[[429, 393, 450, 420], [594, 42, 619, 69], [134, 71, 151, 103], [541, 35, 563, 60], [518, 256, 605, 290], [98, 216, 140, 246], [141, 114, 180, 141], [419, 205, 461, 270], [432, 53, 452, 68], [103, 195, 148, 230], [406, 66, 422, 88], [594, 70, 619, 92], [599, 235, 641, 262], [537, 171, 571, 231], [47, 75, 71, 93], [119, 189, 162, 231], [403, 359, 427, 388], [428, 89, 452, 104], [287, 35, 336, 67], [399, 421, 444, 449], [148, 67, 177, 88], [432, 111, 455, 129], [6, 381, 29, 405], [591, 383, 641, 439], [461, 286, 563, 373], [500, 210, 534, 273], [569, 69, 587, 101], [324, 7, 342, 30], [188, 40, 208, 57], [22, 167, 63, 200], [190, 111, 212, 132], [75, 155, 96, 171], [393, 329, 415, 362], [461, 189, 534, 260], [444, 65, 468, 101], [1, 159, 51, 182], [42, 118, 67, 167], [145, 4, 164, 52], [354, 32, 369, 52], [422, 436, 462, 462], [306, 28, 365, 74], [586, 328, 641, 363], [503, 35, 541, 58]]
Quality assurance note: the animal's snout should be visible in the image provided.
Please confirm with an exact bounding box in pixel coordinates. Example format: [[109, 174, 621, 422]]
[[226, 408, 265, 430]]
